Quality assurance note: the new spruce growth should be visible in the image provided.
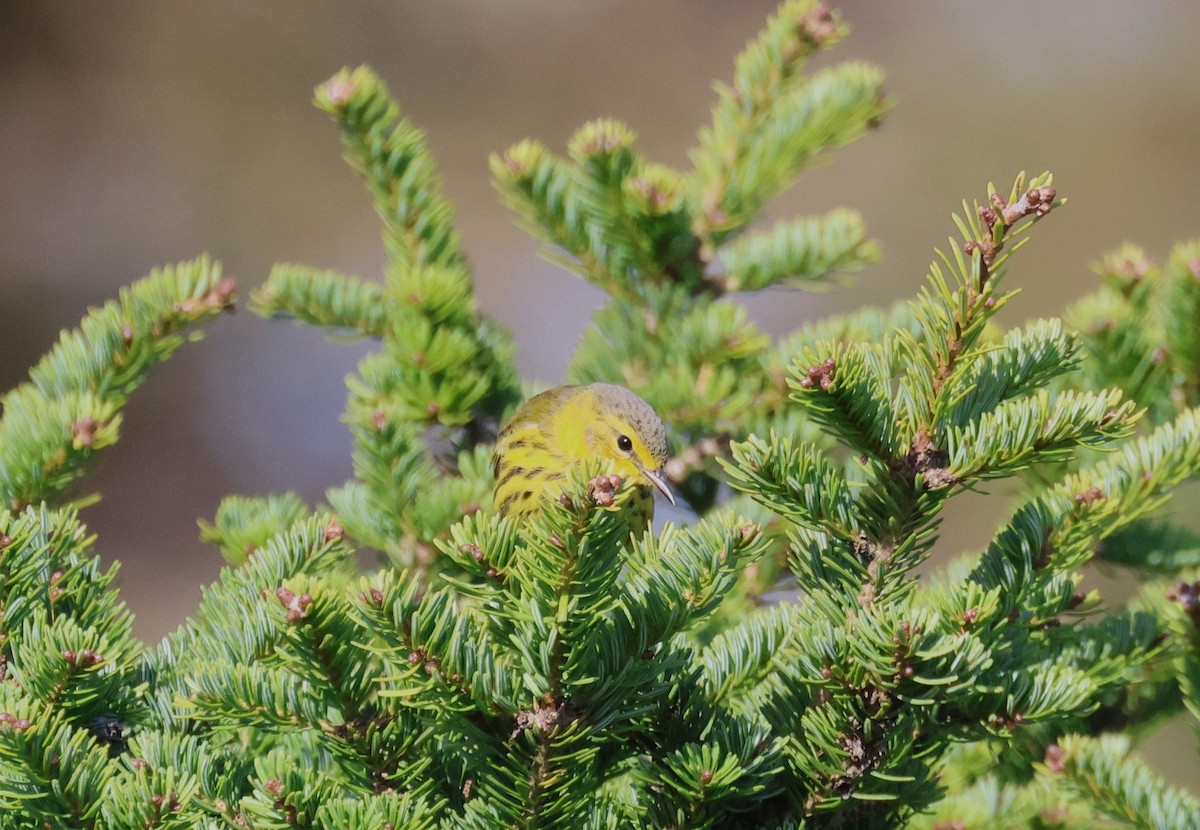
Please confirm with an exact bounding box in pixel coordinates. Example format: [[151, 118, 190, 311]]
[[2, 2, 1199, 828]]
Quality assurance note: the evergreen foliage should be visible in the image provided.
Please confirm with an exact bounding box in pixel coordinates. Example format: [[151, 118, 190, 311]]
[[2, 2, 1199, 827], [0, 257, 233, 512], [254, 66, 522, 572]]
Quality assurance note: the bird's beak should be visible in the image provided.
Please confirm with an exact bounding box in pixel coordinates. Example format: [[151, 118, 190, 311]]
[[643, 466, 676, 506]]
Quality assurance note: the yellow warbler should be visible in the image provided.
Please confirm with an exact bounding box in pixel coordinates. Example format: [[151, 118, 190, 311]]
[[492, 383, 675, 534]]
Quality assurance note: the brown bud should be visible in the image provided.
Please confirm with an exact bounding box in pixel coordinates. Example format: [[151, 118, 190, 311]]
[[1167, 580, 1200, 625], [72, 417, 99, 449], [798, 357, 836, 390], [797, 2, 836, 44], [276, 586, 313, 623], [0, 713, 31, 731], [587, 473, 622, 507], [359, 586, 385, 608], [208, 277, 237, 309], [1046, 743, 1065, 777], [502, 151, 528, 177], [324, 77, 356, 107]]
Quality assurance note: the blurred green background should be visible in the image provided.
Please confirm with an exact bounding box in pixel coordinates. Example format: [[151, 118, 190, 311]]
[[2, 0, 1199, 788]]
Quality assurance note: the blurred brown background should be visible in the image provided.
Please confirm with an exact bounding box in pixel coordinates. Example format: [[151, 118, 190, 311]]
[[2, 0, 1199, 787]]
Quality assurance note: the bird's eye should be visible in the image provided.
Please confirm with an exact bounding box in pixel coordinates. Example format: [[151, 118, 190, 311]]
[[617, 434, 633, 452]]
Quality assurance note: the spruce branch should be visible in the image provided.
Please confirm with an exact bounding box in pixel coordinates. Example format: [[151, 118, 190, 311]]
[[936, 318, 1082, 429], [314, 792, 443, 830], [253, 265, 387, 338], [315, 66, 467, 274], [121, 730, 257, 828], [1097, 520, 1200, 572], [198, 493, 310, 567], [765, 174, 1067, 593], [713, 209, 879, 295], [1046, 734, 1200, 830], [100, 744, 205, 830], [691, 60, 888, 253], [0, 506, 153, 826], [939, 388, 1137, 486], [7, 1, 1200, 825], [788, 342, 899, 461], [492, 127, 703, 303], [688, 1, 887, 250], [491, 140, 613, 287], [567, 120, 701, 295], [725, 433, 858, 540], [348, 566, 504, 711], [257, 66, 521, 572], [158, 513, 357, 724], [238, 745, 353, 829], [699, 604, 798, 716], [0, 686, 115, 829], [971, 406, 1200, 611], [1068, 240, 1200, 423], [710, 173, 1200, 826], [1160, 241, 1200, 401], [0, 256, 233, 511], [1163, 578, 1200, 734]]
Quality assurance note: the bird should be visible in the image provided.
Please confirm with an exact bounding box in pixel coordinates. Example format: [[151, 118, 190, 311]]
[[492, 383, 675, 535]]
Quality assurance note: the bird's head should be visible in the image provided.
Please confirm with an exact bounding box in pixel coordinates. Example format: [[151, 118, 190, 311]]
[[582, 383, 675, 506]]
